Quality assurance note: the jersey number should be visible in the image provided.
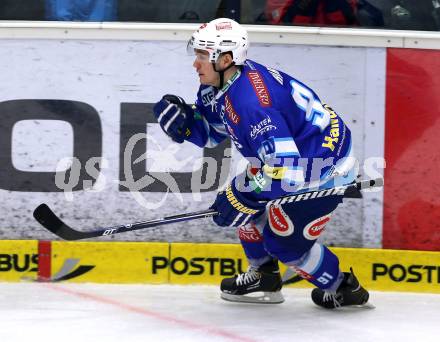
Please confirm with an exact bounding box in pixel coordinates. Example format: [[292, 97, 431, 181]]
[[316, 272, 334, 285], [290, 80, 330, 132]]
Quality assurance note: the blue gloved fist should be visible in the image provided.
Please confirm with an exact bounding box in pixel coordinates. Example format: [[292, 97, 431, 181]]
[[153, 94, 194, 143], [210, 182, 266, 227]]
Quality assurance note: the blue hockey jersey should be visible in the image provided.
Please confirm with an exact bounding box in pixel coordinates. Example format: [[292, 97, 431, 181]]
[[186, 60, 354, 201]]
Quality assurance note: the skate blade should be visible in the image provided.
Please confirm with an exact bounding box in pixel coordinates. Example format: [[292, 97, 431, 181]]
[[354, 302, 375, 309], [221, 291, 285, 304], [339, 302, 376, 310]]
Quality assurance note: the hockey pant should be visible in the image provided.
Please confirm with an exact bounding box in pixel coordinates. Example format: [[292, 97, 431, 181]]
[[237, 194, 344, 291]]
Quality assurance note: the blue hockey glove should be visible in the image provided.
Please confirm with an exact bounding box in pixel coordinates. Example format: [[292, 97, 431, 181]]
[[153, 94, 194, 143], [210, 182, 266, 227]]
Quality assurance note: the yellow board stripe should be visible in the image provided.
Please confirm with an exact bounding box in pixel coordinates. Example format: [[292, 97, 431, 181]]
[[0, 240, 439, 294]]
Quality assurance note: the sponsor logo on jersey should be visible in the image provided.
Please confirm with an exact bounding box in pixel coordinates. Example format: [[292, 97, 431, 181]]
[[238, 224, 263, 242], [250, 116, 277, 140], [303, 214, 331, 240], [247, 71, 272, 107], [372, 263, 440, 283], [268, 205, 294, 236], [216, 22, 233, 30], [267, 67, 283, 85], [201, 87, 215, 107], [322, 104, 345, 154], [225, 95, 240, 124], [199, 23, 208, 30], [220, 104, 243, 149]]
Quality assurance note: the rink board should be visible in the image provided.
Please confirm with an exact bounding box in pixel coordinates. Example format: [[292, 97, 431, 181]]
[[0, 240, 439, 293], [0, 40, 385, 250]]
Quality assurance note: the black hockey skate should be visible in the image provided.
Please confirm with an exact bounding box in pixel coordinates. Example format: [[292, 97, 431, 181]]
[[220, 259, 284, 304], [311, 268, 372, 309]]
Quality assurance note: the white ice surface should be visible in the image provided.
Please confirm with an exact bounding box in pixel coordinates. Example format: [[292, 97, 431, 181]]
[[0, 283, 439, 342]]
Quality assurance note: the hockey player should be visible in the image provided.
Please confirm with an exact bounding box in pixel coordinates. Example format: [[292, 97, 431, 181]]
[[153, 18, 369, 309]]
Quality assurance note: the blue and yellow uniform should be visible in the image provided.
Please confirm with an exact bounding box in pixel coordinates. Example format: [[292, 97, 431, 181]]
[[184, 59, 356, 290]]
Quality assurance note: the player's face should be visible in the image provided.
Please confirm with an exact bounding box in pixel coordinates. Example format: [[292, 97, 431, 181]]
[[193, 50, 219, 87]]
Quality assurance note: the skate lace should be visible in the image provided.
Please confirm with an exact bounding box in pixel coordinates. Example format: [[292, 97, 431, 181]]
[[236, 267, 260, 286], [323, 291, 342, 308]]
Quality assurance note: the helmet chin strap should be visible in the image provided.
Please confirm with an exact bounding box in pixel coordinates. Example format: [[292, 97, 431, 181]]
[[212, 62, 236, 89]]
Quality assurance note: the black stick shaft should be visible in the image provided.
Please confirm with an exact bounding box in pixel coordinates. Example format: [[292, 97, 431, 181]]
[[33, 205, 217, 240]]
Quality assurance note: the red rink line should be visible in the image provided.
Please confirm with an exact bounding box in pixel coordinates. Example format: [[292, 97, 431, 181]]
[[44, 283, 259, 342]]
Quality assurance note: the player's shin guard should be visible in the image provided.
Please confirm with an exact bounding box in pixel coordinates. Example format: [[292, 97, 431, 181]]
[[220, 258, 284, 304], [311, 268, 370, 309], [284, 243, 342, 290]]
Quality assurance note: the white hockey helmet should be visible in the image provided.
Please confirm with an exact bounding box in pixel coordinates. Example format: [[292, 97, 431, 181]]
[[187, 18, 249, 65]]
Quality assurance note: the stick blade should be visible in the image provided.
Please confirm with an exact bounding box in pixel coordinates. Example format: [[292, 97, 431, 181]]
[[33, 204, 78, 240]]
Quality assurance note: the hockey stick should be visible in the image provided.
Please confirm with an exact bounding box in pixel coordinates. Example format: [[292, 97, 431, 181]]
[[33, 205, 217, 241], [33, 177, 383, 241], [265, 177, 383, 206]]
